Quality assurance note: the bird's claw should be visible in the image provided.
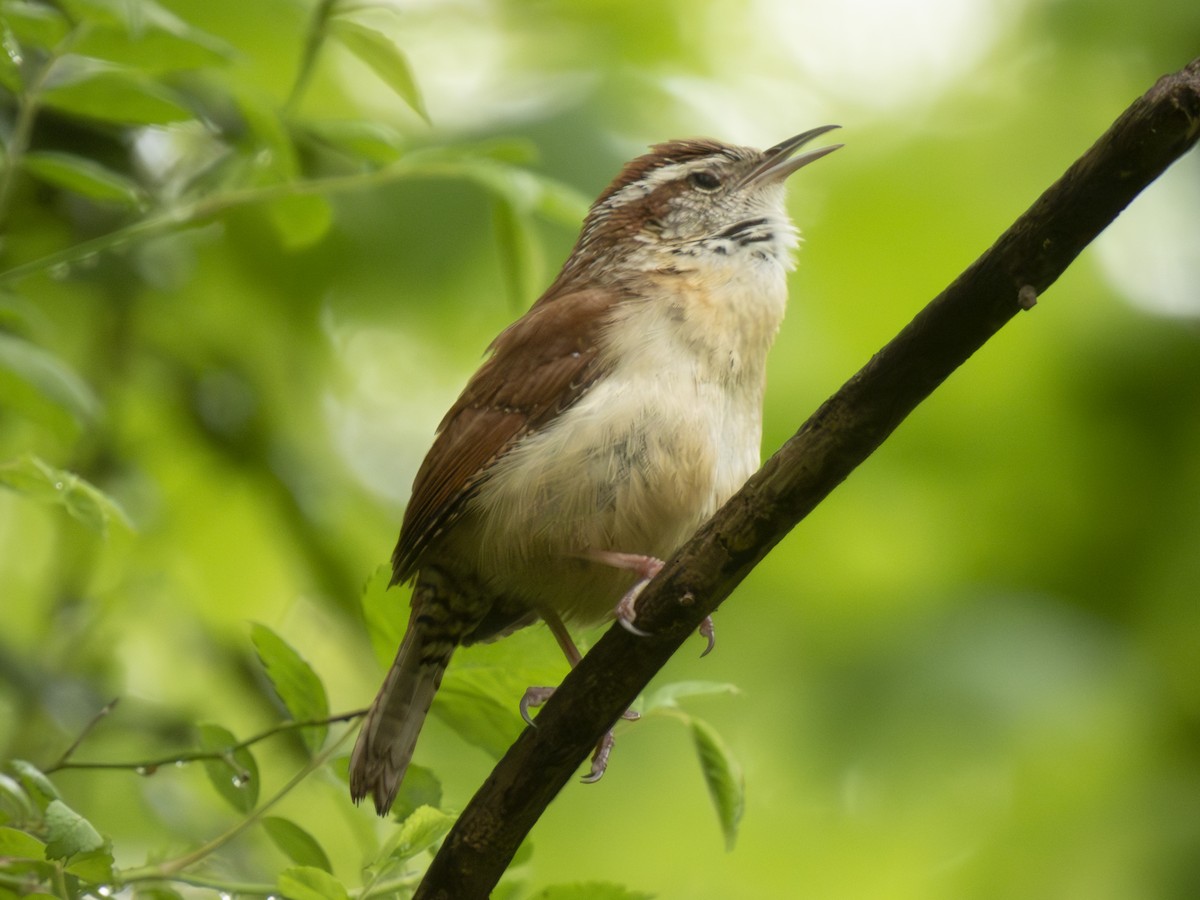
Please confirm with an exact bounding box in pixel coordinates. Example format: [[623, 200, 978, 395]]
[[699, 615, 716, 657], [520, 685, 556, 726], [582, 730, 616, 783]]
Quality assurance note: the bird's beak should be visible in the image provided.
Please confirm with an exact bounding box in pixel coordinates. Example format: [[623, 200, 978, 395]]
[[743, 125, 843, 186]]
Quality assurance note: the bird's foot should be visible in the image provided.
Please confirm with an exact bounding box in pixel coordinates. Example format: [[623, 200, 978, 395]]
[[520, 685, 556, 726]]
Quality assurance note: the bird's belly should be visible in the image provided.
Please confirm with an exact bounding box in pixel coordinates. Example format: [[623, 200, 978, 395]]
[[463, 371, 760, 625]]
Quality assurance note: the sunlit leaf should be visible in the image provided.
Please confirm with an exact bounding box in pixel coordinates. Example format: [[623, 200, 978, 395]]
[[265, 194, 334, 250], [5, 761, 59, 810], [361, 564, 406, 670], [388, 763, 442, 823], [526, 883, 654, 900], [329, 19, 429, 122], [642, 680, 740, 713], [263, 816, 332, 873], [689, 717, 744, 850], [250, 624, 330, 753], [197, 724, 260, 813], [23, 151, 143, 206], [0, 332, 99, 424], [42, 56, 192, 124], [0, 773, 36, 821], [384, 804, 453, 861], [71, 0, 236, 71], [0, 456, 131, 535], [43, 800, 106, 860], [277, 865, 350, 900]]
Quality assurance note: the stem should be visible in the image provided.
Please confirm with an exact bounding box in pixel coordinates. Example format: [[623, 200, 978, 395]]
[[46, 709, 366, 774], [0, 27, 85, 229], [0, 152, 527, 286], [122, 725, 355, 880]]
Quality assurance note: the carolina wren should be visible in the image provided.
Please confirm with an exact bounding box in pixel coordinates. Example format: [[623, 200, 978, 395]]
[[350, 126, 842, 815]]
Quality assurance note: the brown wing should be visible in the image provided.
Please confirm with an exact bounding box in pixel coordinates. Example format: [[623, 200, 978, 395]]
[[391, 288, 619, 584]]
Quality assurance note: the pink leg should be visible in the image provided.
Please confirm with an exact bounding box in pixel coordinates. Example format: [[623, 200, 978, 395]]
[[587, 550, 717, 653], [584, 550, 664, 634]]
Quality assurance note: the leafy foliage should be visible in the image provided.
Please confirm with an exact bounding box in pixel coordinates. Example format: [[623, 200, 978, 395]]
[[1, 0, 1197, 898]]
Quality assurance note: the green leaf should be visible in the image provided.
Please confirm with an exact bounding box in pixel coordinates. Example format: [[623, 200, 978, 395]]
[[689, 717, 744, 851], [4, 761, 59, 809], [433, 671, 524, 759], [642, 680, 740, 713], [23, 151, 144, 206], [2, 1, 71, 50], [0, 332, 100, 424], [250, 623, 330, 753], [329, 19, 429, 122], [64, 847, 115, 884], [0, 826, 46, 859], [302, 120, 405, 165], [262, 816, 332, 873], [277, 865, 349, 900], [197, 723, 260, 813], [43, 800, 106, 860], [0, 772, 37, 821], [42, 56, 192, 124], [383, 804, 454, 862], [527, 883, 654, 900], [361, 564, 405, 670], [264, 193, 334, 250], [388, 763, 442, 823], [132, 888, 185, 900], [72, 0, 235, 71], [0, 456, 132, 535], [492, 194, 541, 309]]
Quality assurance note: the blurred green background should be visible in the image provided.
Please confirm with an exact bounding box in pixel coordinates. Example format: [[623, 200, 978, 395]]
[[2, 0, 1199, 897]]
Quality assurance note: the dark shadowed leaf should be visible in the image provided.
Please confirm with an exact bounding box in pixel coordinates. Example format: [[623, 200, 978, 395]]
[[388, 763, 442, 823], [23, 151, 143, 206], [263, 816, 332, 873], [197, 723, 260, 813]]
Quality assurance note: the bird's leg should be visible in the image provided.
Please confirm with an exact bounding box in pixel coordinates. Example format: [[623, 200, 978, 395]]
[[586, 550, 716, 653], [519, 609, 637, 783]]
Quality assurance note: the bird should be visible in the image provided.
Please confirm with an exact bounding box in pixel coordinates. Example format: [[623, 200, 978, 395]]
[[349, 125, 842, 815]]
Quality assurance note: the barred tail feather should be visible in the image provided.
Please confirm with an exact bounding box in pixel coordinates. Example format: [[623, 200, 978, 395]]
[[349, 586, 460, 815]]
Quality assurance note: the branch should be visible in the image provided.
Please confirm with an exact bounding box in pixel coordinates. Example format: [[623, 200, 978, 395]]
[[416, 59, 1200, 899]]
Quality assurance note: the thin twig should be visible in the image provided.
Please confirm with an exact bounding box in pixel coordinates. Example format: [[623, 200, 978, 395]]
[[45, 708, 367, 774]]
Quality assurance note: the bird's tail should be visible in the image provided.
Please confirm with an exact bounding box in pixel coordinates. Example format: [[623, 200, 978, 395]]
[[349, 580, 464, 816]]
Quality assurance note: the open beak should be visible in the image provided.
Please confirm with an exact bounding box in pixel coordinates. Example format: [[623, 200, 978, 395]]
[[743, 124, 843, 186]]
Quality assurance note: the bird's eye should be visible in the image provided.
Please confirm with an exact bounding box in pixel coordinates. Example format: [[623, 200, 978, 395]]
[[688, 170, 722, 191]]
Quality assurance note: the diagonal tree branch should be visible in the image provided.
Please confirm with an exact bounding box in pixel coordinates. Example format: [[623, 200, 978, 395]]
[[416, 57, 1200, 899]]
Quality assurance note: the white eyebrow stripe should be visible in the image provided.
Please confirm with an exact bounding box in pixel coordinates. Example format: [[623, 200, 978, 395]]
[[600, 157, 727, 210]]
